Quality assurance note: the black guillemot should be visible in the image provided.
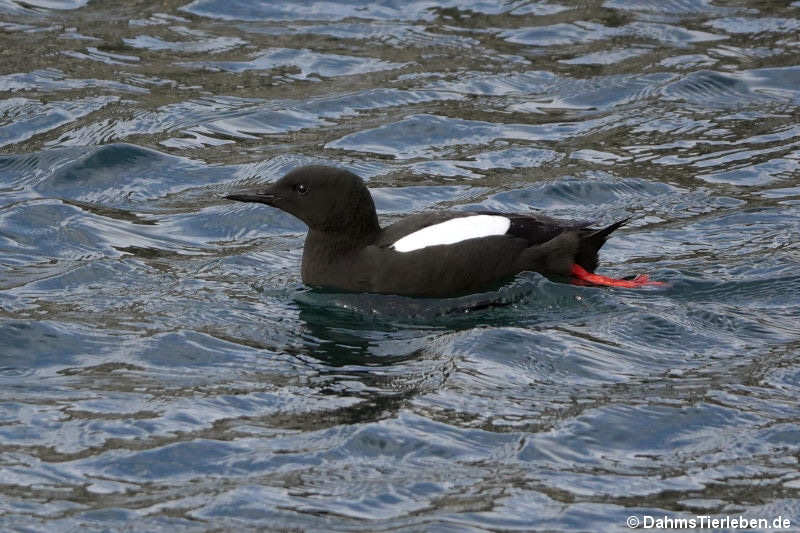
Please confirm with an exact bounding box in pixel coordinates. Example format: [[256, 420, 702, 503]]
[[226, 165, 661, 297]]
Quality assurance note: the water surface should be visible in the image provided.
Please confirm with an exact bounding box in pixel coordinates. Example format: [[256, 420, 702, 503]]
[[1, 0, 799, 531]]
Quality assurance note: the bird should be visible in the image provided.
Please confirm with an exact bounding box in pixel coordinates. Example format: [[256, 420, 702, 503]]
[[225, 165, 661, 297]]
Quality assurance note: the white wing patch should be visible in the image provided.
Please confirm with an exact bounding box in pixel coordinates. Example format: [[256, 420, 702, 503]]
[[391, 215, 511, 253]]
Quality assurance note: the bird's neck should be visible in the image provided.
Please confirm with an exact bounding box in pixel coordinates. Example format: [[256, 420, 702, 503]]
[[304, 225, 378, 255], [313, 193, 381, 246], [303, 204, 381, 265], [301, 190, 381, 285], [301, 226, 378, 288]]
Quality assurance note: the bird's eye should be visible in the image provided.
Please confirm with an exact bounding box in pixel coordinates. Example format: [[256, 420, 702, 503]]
[[295, 183, 308, 195]]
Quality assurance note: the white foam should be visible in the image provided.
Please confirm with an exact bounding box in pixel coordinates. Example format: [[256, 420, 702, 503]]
[[391, 215, 511, 253]]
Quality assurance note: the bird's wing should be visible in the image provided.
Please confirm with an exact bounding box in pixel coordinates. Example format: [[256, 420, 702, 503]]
[[501, 213, 593, 246], [376, 210, 593, 249]]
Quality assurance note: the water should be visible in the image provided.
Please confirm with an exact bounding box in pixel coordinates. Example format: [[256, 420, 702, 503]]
[[1, 0, 799, 531]]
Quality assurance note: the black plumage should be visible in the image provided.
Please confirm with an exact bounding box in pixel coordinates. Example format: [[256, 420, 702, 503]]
[[226, 165, 629, 297]]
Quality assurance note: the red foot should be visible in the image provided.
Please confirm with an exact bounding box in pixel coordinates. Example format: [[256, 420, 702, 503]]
[[570, 264, 666, 288]]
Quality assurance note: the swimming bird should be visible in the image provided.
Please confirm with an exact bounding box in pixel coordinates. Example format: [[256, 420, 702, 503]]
[[226, 165, 660, 297]]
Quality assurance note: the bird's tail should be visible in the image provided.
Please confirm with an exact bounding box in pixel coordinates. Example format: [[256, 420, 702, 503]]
[[575, 217, 630, 272]]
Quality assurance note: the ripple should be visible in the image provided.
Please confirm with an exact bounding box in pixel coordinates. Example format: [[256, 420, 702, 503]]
[[326, 113, 624, 159], [662, 69, 783, 107], [425, 70, 558, 96], [15, 0, 89, 8], [500, 21, 624, 47], [182, 0, 539, 22], [129, 12, 191, 26], [124, 33, 246, 54], [400, 146, 562, 178], [559, 47, 651, 65], [520, 401, 766, 480], [500, 21, 726, 48], [180, 47, 406, 79], [0, 96, 117, 148], [34, 143, 225, 208], [0, 68, 146, 94], [603, 0, 739, 15], [697, 155, 800, 186], [243, 21, 480, 49], [0, 319, 121, 370], [62, 47, 140, 65], [707, 16, 800, 35], [659, 53, 717, 69], [429, 70, 670, 113], [51, 89, 461, 148]]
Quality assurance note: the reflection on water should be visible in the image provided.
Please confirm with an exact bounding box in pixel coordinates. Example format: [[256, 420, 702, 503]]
[[1, 0, 799, 530]]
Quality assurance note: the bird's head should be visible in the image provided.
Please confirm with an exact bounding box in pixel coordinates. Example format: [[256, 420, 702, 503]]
[[226, 165, 379, 235]]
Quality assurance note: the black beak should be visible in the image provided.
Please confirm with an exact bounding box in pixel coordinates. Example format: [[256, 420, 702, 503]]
[[225, 186, 278, 205]]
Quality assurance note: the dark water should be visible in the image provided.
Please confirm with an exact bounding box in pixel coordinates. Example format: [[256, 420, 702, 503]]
[[1, 1, 800, 531]]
